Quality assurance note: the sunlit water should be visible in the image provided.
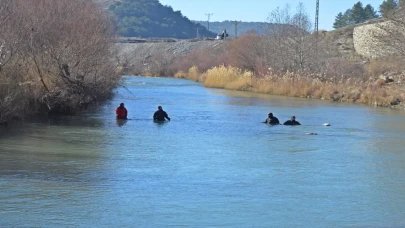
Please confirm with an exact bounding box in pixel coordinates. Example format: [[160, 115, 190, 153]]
[[1, 76, 405, 227]]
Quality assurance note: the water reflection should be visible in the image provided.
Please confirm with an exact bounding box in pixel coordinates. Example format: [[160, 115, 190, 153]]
[[0, 115, 108, 187], [116, 119, 128, 127]]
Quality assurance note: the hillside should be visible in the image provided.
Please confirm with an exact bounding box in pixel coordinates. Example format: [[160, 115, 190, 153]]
[[106, 0, 216, 39]]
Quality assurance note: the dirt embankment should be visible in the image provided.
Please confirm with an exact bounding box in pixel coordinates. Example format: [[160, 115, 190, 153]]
[[114, 39, 228, 75], [113, 25, 363, 76]]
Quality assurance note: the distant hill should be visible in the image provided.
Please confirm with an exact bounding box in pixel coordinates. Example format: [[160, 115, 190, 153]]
[[106, 0, 216, 39], [193, 20, 268, 37]]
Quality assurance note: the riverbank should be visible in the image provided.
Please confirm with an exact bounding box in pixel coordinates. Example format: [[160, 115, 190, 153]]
[[173, 65, 405, 110], [113, 32, 405, 110]]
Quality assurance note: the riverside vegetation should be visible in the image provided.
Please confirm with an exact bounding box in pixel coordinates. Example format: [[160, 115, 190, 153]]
[[119, 2, 405, 109], [0, 0, 120, 124], [2, 1, 404, 125]]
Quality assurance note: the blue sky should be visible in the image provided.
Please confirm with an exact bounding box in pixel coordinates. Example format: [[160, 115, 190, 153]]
[[159, 0, 384, 31]]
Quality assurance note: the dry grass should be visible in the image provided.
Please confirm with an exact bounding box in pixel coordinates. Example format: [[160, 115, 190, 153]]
[[367, 58, 404, 77], [174, 71, 187, 79], [203, 66, 253, 90], [252, 72, 336, 99], [187, 66, 201, 82], [175, 65, 405, 107], [142, 72, 154, 77]]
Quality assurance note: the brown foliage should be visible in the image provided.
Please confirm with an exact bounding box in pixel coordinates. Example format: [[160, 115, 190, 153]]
[[323, 58, 369, 83], [226, 32, 269, 73], [367, 57, 405, 77], [0, 0, 119, 121], [168, 47, 226, 75]]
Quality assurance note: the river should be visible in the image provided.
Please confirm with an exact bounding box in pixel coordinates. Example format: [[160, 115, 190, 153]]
[[1, 76, 405, 227]]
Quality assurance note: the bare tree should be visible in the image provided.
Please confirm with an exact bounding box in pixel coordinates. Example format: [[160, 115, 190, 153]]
[[264, 3, 318, 72], [0, 0, 29, 122], [227, 31, 268, 73], [17, 0, 119, 112], [0, 0, 119, 122]]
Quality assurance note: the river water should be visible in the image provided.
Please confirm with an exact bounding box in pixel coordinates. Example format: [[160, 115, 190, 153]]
[[1, 76, 405, 227]]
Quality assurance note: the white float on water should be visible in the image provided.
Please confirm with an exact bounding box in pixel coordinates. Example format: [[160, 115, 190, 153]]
[[323, 123, 331, 126]]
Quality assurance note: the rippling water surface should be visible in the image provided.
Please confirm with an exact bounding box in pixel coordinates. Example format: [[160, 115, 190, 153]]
[[1, 76, 405, 227]]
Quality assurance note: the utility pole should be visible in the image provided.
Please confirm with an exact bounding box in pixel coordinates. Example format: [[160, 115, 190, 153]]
[[315, 0, 319, 55], [232, 21, 240, 38], [205, 13, 213, 32], [315, 0, 319, 34], [30, 28, 34, 51], [196, 27, 201, 39]]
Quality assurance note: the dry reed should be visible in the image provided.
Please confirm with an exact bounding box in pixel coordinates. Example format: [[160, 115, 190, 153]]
[[176, 65, 405, 107]]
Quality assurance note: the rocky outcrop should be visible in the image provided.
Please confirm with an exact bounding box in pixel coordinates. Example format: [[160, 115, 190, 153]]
[[353, 21, 400, 59], [319, 19, 405, 59]]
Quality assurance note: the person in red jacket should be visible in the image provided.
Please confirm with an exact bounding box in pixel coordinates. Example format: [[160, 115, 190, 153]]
[[115, 103, 128, 119]]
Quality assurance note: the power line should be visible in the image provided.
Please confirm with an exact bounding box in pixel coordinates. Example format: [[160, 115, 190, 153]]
[[205, 13, 213, 32]]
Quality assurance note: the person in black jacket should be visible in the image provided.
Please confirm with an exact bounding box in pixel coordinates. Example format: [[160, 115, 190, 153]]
[[263, 113, 280, 125], [283, 116, 301, 125], [153, 106, 170, 122]]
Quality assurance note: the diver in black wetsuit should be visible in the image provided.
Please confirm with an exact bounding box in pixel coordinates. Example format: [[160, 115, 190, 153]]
[[283, 116, 301, 125], [263, 113, 280, 125], [153, 106, 171, 122]]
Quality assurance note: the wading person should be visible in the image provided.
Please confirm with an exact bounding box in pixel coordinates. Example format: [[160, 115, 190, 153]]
[[283, 116, 301, 125], [263, 113, 280, 125], [115, 103, 128, 120], [153, 106, 170, 122]]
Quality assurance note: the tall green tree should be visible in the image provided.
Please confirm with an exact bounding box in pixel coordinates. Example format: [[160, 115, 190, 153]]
[[363, 4, 379, 20], [333, 12, 346, 29], [343, 9, 354, 25], [333, 9, 355, 29], [350, 1, 366, 23], [333, 2, 380, 29], [379, 0, 399, 18]]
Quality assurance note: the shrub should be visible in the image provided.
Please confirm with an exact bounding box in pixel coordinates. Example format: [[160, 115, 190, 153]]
[[367, 58, 404, 77], [187, 66, 201, 82], [0, 0, 119, 121], [203, 66, 253, 89]]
